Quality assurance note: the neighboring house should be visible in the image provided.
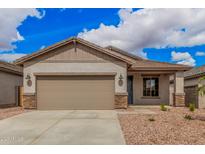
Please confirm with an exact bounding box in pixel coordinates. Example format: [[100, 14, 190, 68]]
[[0, 61, 23, 107], [184, 65, 205, 108], [14, 37, 191, 110]]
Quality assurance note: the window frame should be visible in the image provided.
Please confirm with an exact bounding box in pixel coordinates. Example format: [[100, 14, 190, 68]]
[[143, 77, 159, 97]]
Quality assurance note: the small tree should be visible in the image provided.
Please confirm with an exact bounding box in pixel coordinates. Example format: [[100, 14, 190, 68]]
[[198, 76, 205, 96]]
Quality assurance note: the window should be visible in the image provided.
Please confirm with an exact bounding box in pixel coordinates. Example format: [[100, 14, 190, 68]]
[[143, 77, 159, 97]]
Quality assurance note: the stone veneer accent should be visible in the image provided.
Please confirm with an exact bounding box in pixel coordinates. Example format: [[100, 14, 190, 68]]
[[23, 93, 128, 109], [173, 93, 185, 107], [23, 94, 37, 109], [115, 93, 128, 109]]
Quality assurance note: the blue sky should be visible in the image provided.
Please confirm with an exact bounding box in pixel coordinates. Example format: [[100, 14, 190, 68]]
[[16, 9, 120, 54], [0, 8, 205, 67]]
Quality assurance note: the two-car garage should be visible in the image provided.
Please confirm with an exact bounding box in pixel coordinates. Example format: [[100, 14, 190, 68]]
[[36, 75, 115, 110]]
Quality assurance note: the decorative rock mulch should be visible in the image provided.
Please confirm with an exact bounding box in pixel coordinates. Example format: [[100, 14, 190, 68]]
[[0, 107, 28, 120], [118, 107, 205, 144]]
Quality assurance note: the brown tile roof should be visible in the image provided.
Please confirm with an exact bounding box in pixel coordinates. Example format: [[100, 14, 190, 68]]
[[105, 45, 142, 60], [14, 37, 136, 65], [105, 46, 191, 71], [0, 61, 23, 75], [129, 59, 192, 71], [14, 37, 192, 71], [184, 65, 205, 79]]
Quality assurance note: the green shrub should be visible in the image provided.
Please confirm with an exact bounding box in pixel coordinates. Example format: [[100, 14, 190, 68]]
[[189, 103, 195, 112], [184, 114, 193, 120], [160, 104, 167, 111], [148, 118, 155, 122]]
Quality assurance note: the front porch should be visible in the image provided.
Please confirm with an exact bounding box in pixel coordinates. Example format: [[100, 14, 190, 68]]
[[126, 70, 185, 107]]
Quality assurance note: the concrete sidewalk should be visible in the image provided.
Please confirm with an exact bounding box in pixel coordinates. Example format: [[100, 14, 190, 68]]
[[0, 110, 125, 145]]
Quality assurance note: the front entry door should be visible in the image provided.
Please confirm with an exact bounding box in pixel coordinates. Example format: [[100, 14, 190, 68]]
[[127, 76, 133, 104]]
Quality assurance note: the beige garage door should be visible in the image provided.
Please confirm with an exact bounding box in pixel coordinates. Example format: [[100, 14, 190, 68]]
[[37, 76, 115, 110]]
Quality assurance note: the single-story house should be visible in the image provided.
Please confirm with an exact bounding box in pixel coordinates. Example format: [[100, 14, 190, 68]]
[[14, 37, 191, 110], [184, 65, 205, 108], [0, 61, 23, 107]]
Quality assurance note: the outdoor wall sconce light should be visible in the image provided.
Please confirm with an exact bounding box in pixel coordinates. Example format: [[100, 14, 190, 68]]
[[25, 74, 31, 80], [26, 74, 32, 87], [118, 74, 124, 86]]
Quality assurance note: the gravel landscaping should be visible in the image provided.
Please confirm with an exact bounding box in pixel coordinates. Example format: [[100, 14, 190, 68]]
[[0, 107, 28, 120], [118, 107, 205, 145]]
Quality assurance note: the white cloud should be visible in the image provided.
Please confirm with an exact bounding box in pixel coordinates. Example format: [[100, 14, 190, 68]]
[[0, 53, 26, 62], [40, 45, 46, 50], [0, 8, 45, 51], [78, 9, 205, 58], [195, 51, 205, 56], [171, 51, 196, 66]]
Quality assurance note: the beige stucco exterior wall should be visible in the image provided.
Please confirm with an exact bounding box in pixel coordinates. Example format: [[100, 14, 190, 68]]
[[185, 78, 199, 87], [174, 71, 184, 94], [23, 44, 127, 95], [0, 71, 22, 106], [24, 63, 127, 94], [169, 82, 174, 106], [173, 71, 185, 106], [198, 94, 205, 108], [132, 73, 170, 105]]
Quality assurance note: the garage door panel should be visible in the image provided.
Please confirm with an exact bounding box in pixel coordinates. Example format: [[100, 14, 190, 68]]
[[37, 76, 115, 110]]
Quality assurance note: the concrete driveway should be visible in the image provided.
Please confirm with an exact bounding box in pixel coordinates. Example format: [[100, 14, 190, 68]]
[[0, 110, 125, 145]]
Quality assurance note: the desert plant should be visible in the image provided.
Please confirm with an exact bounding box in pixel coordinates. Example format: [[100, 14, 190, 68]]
[[198, 76, 205, 96], [148, 118, 155, 121], [160, 103, 167, 111], [184, 114, 193, 120], [189, 103, 195, 112]]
